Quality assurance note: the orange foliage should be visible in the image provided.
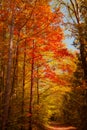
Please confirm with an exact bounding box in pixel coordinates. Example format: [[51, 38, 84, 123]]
[[0, 0, 74, 86]]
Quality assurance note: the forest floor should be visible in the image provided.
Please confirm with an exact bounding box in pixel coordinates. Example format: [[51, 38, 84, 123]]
[[46, 122, 77, 130]]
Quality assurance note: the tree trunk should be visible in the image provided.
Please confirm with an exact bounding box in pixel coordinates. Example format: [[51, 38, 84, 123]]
[[21, 41, 26, 130], [29, 40, 35, 130], [79, 33, 87, 84], [36, 66, 39, 105], [1, 13, 14, 130], [11, 41, 19, 96]]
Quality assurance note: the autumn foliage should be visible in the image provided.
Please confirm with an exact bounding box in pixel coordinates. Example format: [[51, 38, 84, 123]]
[[0, 0, 75, 130]]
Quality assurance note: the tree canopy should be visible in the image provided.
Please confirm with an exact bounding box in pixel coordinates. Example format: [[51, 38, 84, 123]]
[[0, 0, 87, 130]]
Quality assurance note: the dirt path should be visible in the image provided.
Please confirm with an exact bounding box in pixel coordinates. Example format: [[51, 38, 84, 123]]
[[46, 122, 77, 130], [47, 126, 77, 130]]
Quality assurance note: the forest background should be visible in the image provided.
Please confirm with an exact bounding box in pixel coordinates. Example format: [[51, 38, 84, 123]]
[[0, 0, 87, 130]]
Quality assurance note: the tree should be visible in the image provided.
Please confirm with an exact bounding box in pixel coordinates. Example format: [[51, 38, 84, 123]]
[[58, 0, 87, 84], [53, 1, 87, 129], [0, 0, 75, 129], [1, 1, 15, 129]]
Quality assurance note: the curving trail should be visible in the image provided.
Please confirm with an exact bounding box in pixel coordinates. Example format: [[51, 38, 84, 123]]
[[46, 122, 77, 130], [47, 126, 76, 130]]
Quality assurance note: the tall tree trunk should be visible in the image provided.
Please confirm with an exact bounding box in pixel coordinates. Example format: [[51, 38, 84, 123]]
[[6, 35, 20, 129], [29, 40, 35, 130], [11, 33, 20, 97], [0, 22, 7, 129], [1, 12, 14, 130], [80, 41, 87, 83], [78, 26, 87, 84], [21, 41, 26, 130], [0, 26, 6, 92], [36, 65, 40, 127], [36, 66, 39, 105]]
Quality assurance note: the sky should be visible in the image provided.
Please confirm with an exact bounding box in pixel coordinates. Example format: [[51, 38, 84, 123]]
[[63, 37, 76, 51], [49, 0, 77, 51], [63, 30, 76, 51]]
